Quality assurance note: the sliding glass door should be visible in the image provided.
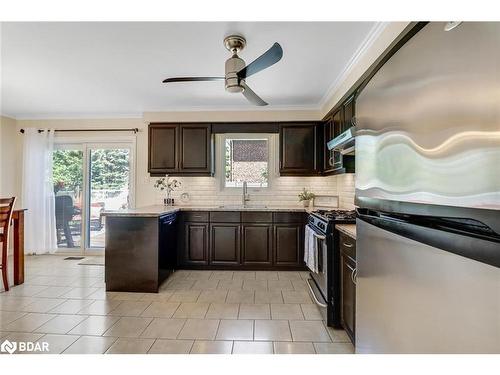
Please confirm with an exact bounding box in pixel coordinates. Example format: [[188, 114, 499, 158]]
[[87, 146, 131, 248], [53, 146, 84, 249], [53, 142, 134, 253]]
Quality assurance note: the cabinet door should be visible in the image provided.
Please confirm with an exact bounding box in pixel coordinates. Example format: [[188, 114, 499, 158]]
[[342, 95, 355, 132], [183, 222, 209, 266], [341, 254, 356, 342], [323, 117, 334, 173], [333, 107, 343, 138], [148, 124, 179, 175], [210, 223, 241, 266], [273, 224, 304, 266], [241, 224, 273, 266], [279, 123, 318, 175], [179, 124, 211, 173]]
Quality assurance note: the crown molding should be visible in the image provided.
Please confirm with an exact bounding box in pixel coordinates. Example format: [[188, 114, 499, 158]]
[[11, 105, 323, 121], [11, 112, 144, 121], [318, 22, 389, 112]]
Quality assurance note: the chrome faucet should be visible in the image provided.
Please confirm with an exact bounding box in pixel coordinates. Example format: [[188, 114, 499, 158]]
[[242, 181, 250, 207]]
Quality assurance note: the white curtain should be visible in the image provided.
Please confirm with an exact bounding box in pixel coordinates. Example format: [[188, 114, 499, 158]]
[[22, 128, 57, 254]]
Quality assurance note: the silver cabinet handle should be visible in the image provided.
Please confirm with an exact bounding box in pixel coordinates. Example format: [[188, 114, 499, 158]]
[[343, 242, 353, 248], [351, 267, 356, 285]]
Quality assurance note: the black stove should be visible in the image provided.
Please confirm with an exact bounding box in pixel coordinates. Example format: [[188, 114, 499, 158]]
[[308, 209, 356, 234], [306, 208, 356, 328], [312, 209, 357, 222]]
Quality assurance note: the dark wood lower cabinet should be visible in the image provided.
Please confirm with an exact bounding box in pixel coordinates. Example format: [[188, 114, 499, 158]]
[[178, 211, 305, 270], [241, 224, 273, 266], [210, 223, 240, 266], [182, 222, 209, 266], [340, 253, 356, 343], [274, 224, 303, 267]]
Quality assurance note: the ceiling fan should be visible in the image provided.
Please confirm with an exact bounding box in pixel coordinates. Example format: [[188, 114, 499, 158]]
[[162, 35, 283, 106]]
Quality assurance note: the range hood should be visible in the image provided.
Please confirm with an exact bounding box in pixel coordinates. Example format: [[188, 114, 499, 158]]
[[327, 126, 356, 155]]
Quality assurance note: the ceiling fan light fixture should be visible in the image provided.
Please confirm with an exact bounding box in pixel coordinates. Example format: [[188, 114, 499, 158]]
[[223, 35, 246, 54], [224, 55, 245, 93], [162, 35, 281, 106]]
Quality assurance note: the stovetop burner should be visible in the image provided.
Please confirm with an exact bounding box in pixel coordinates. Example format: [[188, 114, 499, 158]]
[[312, 209, 356, 221]]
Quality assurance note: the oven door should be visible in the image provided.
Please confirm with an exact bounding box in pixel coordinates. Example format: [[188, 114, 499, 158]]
[[307, 227, 329, 313]]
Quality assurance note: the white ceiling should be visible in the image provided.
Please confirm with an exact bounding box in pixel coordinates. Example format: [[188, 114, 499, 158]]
[[1, 22, 379, 118]]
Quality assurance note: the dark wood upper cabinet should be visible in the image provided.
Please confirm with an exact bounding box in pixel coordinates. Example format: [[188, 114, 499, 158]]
[[279, 122, 319, 176], [179, 124, 211, 173], [321, 94, 356, 176], [323, 115, 336, 174], [342, 95, 355, 132], [210, 223, 241, 266], [333, 106, 344, 137], [241, 224, 273, 266], [149, 124, 178, 174], [148, 123, 213, 176]]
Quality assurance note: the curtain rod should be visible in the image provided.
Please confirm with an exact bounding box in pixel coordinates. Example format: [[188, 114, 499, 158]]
[[19, 128, 139, 134]]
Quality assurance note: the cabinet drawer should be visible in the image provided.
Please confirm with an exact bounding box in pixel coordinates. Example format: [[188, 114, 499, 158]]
[[210, 211, 241, 223], [183, 211, 209, 222], [339, 232, 356, 259], [241, 212, 273, 223], [273, 212, 304, 223]]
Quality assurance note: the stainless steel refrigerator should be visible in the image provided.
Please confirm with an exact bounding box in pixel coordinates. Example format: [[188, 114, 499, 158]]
[[355, 22, 500, 353]]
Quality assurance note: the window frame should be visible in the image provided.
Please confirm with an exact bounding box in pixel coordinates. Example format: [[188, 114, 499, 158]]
[[216, 133, 277, 192]]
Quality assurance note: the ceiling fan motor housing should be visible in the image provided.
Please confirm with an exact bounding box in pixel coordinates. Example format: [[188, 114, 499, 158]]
[[225, 56, 245, 93]]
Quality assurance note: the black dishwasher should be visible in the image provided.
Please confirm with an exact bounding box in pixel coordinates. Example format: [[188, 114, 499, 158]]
[[158, 212, 178, 285]]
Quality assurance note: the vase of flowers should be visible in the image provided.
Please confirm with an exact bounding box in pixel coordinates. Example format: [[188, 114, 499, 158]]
[[298, 188, 315, 208], [154, 175, 182, 206]]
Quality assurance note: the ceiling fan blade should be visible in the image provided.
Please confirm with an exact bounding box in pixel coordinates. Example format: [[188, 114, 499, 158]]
[[162, 77, 224, 83], [237, 43, 283, 79], [241, 82, 268, 106]]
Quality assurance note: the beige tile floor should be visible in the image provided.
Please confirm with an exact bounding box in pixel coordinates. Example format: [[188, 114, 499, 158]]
[[0, 255, 354, 354]]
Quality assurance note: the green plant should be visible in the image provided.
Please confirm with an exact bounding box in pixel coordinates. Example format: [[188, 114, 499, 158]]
[[298, 188, 315, 201], [261, 169, 268, 181]]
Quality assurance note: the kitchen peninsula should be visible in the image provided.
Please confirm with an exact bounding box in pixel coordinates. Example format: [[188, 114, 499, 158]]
[[104, 205, 308, 292]]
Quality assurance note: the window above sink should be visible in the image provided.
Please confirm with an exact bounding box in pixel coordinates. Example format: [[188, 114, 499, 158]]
[[217, 133, 277, 191]]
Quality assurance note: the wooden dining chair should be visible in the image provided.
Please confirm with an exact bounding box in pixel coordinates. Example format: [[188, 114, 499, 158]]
[[0, 197, 16, 292]]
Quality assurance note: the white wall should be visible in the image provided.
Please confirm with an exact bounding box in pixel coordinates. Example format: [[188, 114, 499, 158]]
[[0, 116, 22, 201], [0, 116, 22, 254]]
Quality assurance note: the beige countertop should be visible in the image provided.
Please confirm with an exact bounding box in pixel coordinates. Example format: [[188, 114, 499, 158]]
[[103, 204, 310, 217], [336, 224, 356, 240]]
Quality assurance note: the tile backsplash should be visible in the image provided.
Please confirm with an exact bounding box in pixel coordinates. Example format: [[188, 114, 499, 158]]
[[143, 174, 355, 209]]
